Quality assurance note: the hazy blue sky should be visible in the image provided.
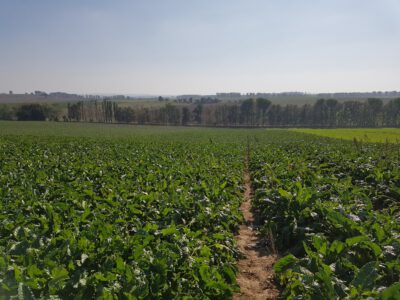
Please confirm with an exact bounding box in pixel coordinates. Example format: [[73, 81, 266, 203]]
[[1, 0, 399, 95]]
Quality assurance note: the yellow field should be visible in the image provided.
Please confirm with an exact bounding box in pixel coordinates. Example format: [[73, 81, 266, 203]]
[[291, 128, 400, 143]]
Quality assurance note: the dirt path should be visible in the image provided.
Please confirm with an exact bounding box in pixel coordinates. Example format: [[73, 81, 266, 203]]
[[234, 148, 279, 300]]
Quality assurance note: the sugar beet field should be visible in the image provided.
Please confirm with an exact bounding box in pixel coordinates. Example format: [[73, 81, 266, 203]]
[[0, 122, 399, 299]]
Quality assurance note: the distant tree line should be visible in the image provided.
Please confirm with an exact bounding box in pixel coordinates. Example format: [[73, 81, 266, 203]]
[[1, 98, 400, 127], [65, 98, 400, 127], [0, 103, 59, 121]]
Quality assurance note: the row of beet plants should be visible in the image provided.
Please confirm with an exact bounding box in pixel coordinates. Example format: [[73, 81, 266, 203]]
[[0, 136, 244, 299], [251, 139, 400, 299]]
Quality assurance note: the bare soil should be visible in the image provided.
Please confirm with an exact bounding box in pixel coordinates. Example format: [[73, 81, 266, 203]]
[[233, 153, 279, 300]]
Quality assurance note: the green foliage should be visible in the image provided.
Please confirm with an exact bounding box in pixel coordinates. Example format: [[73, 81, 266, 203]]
[[0, 135, 244, 298], [381, 282, 400, 300], [251, 139, 400, 299], [292, 128, 400, 143], [1, 123, 399, 298]]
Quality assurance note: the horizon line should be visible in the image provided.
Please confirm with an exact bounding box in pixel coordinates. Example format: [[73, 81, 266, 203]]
[[2, 90, 400, 97]]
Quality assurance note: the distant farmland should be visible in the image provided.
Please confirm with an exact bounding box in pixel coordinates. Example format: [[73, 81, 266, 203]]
[[292, 128, 400, 143]]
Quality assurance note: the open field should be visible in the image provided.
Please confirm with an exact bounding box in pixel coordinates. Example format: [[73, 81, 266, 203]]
[[0, 122, 399, 299], [291, 128, 400, 143], [0, 121, 286, 142], [0, 120, 214, 138]]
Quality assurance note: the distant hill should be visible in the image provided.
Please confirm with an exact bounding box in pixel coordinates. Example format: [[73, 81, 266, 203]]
[[177, 91, 400, 105], [1, 91, 399, 106], [0, 92, 132, 104], [0, 92, 85, 104]]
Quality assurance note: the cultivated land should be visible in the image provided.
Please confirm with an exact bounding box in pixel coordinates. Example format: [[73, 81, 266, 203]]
[[291, 128, 400, 143], [0, 122, 399, 299]]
